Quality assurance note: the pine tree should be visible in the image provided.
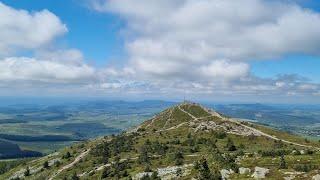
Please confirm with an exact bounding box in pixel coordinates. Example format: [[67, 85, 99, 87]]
[[63, 151, 71, 159], [151, 171, 160, 180], [176, 168, 183, 177], [101, 167, 111, 179], [211, 165, 222, 180], [102, 143, 111, 163], [174, 151, 184, 165], [138, 146, 150, 164], [71, 172, 79, 180], [43, 161, 49, 169], [197, 158, 212, 180], [226, 138, 237, 151], [24, 167, 30, 177], [279, 154, 287, 169]]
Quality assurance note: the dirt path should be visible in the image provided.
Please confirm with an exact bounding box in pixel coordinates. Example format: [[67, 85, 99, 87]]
[[230, 119, 320, 150], [49, 149, 91, 180], [171, 104, 320, 150], [159, 122, 188, 132], [178, 105, 198, 120], [50, 104, 319, 179], [202, 107, 320, 150], [79, 157, 139, 177], [163, 109, 173, 129]]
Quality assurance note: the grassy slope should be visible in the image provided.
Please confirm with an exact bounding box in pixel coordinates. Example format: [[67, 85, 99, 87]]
[[247, 122, 320, 148], [2, 104, 320, 180]]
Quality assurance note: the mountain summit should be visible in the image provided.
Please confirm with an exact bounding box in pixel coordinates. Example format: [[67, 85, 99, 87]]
[[136, 102, 261, 137], [2, 103, 320, 180]]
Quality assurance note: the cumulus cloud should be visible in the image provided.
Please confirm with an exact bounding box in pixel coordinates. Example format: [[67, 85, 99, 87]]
[[0, 3, 94, 88], [35, 49, 84, 65], [91, 0, 320, 80], [0, 2, 67, 55], [0, 0, 320, 101], [87, 0, 320, 100], [0, 57, 95, 83]]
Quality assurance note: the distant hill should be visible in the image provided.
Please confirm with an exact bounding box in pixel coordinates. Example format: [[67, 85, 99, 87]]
[[1, 102, 320, 180], [0, 140, 42, 159]]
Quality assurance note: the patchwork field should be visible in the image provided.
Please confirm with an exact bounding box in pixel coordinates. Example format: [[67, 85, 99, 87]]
[[0, 100, 175, 157]]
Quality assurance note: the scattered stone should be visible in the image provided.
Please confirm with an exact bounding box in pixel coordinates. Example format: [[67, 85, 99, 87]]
[[284, 175, 295, 180], [292, 150, 297, 154], [48, 158, 61, 166], [239, 167, 251, 175], [251, 167, 269, 179], [134, 172, 153, 180], [220, 169, 234, 180], [313, 174, 320, 180], [133, 164, 193, 180]]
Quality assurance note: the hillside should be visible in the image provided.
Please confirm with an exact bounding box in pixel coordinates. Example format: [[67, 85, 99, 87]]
[[1, 102, 320, 180], [0, 140, 42, 159]]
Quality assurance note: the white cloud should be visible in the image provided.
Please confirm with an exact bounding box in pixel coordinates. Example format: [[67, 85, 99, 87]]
[[92, 0, 320, 84], [0, 2, 67, 55], [0, 0, 319, 102], [199, 60, 249, 80], [0, 3, 94, 87], [0, 57, 95, 83], [35, 49, 84, 65]]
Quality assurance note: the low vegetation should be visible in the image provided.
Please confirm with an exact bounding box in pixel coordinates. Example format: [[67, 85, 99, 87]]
[[1, 102, 320, 180]]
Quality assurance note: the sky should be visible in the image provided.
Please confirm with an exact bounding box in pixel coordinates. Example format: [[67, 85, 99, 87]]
[[0, 0, 320, 103]]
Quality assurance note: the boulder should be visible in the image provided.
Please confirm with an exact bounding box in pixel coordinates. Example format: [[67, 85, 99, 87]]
[[313, 174, 320, 180], [220, 169, 234, 180], [284, 175, 295, 180], [239, 167, 251, 175], [251, 167, 269, 179], [134, 172, 153, 180]]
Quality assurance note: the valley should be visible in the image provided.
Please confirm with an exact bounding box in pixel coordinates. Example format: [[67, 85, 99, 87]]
[[0, 100, 174, 157]]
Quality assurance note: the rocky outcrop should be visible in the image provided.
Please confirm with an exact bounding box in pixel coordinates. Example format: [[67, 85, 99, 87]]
[[251, 167, 269, 179], [220, 169, 234, 180], [134, 164, 193, 180], [239, 167, 251, 175], [313, 174, 320, 180]]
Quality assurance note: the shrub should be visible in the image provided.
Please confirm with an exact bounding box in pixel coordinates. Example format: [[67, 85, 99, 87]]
[[101, 167, 112, 179], [24, 167, 30, 176], [214, 131, 227, 139], [196, 158, 222, 180], [279, 154, 287, 169], [293, 164, 317, 172], [71, 172, 79, 180], [174, 151, 184, 166], [62, 151, 71, 159], [226, 138, 237, 151], [43, 161, 49, 169], [259, 149, 290, 157]]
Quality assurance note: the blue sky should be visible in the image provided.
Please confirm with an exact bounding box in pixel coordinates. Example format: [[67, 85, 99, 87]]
[[3, 0, 320, 82], [251, 55, 320, 83], [0, 0, 320, 103], [1, 0, 125, 66]]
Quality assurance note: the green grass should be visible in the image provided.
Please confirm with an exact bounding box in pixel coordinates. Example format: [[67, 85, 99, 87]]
[[180, 104, 210, 118], [3, 103, 320, 180], [249, 123, 320, 148]]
